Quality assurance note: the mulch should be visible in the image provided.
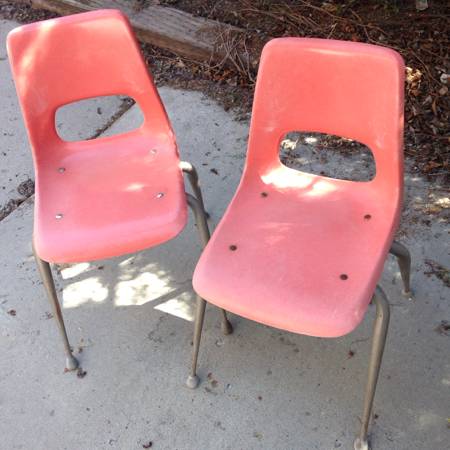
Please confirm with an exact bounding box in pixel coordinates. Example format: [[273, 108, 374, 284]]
[[158, 0, 449, 185], [1, 0, 448, 184]]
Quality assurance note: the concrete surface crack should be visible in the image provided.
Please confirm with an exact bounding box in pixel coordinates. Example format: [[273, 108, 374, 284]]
[[0, 178, 34, 222], [89, 97, 135, 140]]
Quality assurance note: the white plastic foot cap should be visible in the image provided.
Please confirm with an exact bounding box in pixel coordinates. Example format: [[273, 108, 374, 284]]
[[186, 375, 200, 389]]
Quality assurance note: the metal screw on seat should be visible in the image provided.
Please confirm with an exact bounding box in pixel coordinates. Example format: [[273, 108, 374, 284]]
[[156, 192, 164, 199], [229, 245, 237, 251], [58, 167, 65, 173], [340, 274, 348, 280], [150, 148, 157, 155], [55, 213, 63, 219]]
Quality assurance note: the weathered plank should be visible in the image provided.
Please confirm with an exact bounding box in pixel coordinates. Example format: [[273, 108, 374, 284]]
[[30, 0, 246, 64]]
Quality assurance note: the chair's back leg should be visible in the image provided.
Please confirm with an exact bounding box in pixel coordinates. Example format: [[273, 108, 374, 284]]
[[180, 162, 208, 217], [33, 243, 79, 371], [354, 286, 390, 450], [220, 308, 233, 335], [389, 241, 412, 298]]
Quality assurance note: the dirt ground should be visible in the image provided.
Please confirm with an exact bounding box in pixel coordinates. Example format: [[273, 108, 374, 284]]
[[1, 1, 448, 185]]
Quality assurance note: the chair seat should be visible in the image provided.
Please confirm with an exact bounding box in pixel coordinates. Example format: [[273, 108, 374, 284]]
[[193, 165, 399, 338], [34, 132, 187, 263]]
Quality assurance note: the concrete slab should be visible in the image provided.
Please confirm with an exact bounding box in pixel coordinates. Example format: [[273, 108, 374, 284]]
[[0, 19, 127, 213], [0, 16, 449, 449]]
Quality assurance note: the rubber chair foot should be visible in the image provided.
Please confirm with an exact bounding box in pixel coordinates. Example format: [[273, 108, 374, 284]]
[[65, 355, 79, 371], [354, 437, 370, 450], [402, 289, 413, 300], [186, 375, 200, 389]]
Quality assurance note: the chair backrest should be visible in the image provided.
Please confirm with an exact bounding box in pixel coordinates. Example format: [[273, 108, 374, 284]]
[[7, 9, 174, 156], [246, 38, 405, 195]]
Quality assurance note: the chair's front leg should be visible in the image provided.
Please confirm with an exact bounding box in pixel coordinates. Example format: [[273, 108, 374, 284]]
[[186, 294, 207, 389], [185, 194, 232, 388], [354, 286, 390, 450], [389, 241, 412, 298], [32, 243, 79, 371], [182, 165, 233, 334]]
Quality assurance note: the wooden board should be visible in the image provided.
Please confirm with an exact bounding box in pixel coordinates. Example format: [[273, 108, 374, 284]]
[[31, 0, 246, 65]]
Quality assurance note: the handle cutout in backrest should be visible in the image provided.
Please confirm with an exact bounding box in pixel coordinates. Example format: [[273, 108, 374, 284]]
[[55, 95, 144, 142], [280, 131, 375, 182], [247, 38, 404, 188], [7, 10, 171, 150]]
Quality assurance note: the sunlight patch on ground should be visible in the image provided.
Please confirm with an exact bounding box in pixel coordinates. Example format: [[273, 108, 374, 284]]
[[118, 256, 136, 267], [154, 293, 194, 321], [60, 262, 91, 279], [62, 277, 108, 308], [304, 136, 318, 144], [114, 272, 171, 306]]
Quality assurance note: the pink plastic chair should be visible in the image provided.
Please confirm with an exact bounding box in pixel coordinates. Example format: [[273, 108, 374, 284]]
[[7, 10, 231, 372], [188, 38, 411, 450]]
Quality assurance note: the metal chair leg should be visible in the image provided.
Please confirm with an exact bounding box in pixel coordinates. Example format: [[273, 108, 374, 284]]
[[32, 243, 79, 371], [389, 241, 412, 298], [221, 308, 233, 335], [185, 194, 232, 389], [354, 286, 390, 450], [181, 161, 208, 218], [186, 294, 207, 389], [184, 181, 233, 335]]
